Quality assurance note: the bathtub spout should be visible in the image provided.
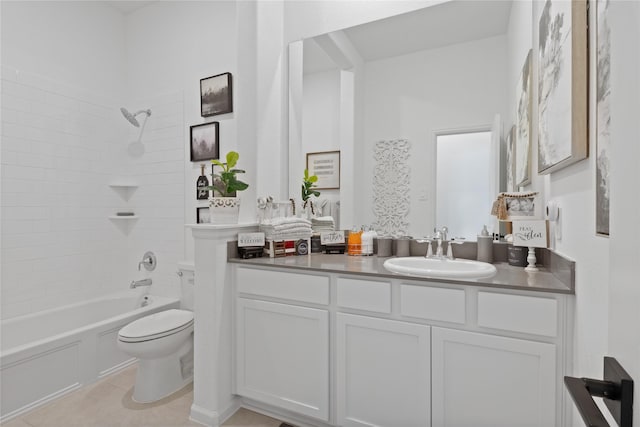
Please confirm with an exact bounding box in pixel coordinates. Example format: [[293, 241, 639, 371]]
[[130, 278, 152, 289]]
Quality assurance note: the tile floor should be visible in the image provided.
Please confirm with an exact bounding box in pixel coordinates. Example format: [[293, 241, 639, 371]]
[[2, 364, 283, 427]]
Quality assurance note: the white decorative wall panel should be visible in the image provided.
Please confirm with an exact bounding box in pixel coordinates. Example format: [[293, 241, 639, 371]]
[[372, 139, 411, 236]]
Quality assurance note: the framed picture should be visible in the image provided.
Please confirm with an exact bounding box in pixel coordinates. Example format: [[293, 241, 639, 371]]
[[190, 122, 219, 162], [504, 194, 541, 221], [306, 150, 340, 190], [537, 0, 588, 175], [196, 207, 210, 224], [596, 0, 611, 236], [200, 72, 233, 117], [515, 49, 532, 187]]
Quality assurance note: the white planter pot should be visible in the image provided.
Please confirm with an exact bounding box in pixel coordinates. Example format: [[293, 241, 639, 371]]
[[209, 197, 240, 224]]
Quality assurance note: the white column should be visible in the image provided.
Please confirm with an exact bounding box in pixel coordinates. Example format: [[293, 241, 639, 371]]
[[188, 223, 258, 427]]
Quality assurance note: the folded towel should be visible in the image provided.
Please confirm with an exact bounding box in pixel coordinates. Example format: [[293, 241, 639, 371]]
[[262, 216, 311, 227]]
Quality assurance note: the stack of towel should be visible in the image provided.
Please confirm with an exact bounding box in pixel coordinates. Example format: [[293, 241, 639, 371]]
[[311, 216, 335, 234], [260, 217, 312, 241]]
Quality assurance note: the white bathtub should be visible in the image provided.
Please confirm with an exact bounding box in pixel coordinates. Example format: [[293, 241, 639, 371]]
[[0, 293, 180, 422]]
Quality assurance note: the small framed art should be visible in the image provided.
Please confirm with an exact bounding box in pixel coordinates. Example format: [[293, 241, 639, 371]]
[[200, 72, 233, 117], [190, 122, 219, 162], [504, 194, 539, 221], [196, 207, 210, 224], [306, 150, 340, 190]]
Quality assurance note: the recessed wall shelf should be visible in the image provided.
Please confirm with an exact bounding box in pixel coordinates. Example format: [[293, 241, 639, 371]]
[[108, 215, 140, 220], [109, 182, 138, 201], [108, 215, 139, 235]]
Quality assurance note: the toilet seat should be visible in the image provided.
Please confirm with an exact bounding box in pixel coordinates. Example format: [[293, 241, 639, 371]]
[[118, 309, 193, 343]]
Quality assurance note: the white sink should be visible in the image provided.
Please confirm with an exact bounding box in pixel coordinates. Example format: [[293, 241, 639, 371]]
[[383, 257, 497, 279]]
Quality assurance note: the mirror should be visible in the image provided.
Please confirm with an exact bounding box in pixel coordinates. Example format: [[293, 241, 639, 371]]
[[290, 0, 531, 240]]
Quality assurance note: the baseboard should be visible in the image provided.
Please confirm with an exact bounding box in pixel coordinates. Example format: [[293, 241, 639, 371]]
[[189, 403, 220, 427], [240, 398, 332, 427], [189, 396, 242, 427]]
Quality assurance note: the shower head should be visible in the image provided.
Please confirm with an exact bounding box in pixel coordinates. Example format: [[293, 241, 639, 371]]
[[120, 107, 151, 127]]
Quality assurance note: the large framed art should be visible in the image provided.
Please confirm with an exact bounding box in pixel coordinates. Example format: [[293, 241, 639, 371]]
[[595, 0, 611, 236], [537, 0, 588, 175]]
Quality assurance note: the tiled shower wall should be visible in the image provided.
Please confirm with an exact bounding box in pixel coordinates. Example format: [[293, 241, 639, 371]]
[[0, 68, 186, 319], [1, 67, 128, 318], [124, 92, 185, 300]]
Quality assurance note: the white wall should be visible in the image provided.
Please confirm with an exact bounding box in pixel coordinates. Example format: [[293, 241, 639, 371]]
[[1, 1, 129, 318], [301, 69, 341, 212], [123, 0, 241, 295], [358, 35, 508, 237], [609, 1, 640, 424], [1, 0, 250, 317]]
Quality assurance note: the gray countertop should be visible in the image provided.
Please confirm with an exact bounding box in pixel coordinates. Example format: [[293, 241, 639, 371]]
[[229, 253, 574, 294]]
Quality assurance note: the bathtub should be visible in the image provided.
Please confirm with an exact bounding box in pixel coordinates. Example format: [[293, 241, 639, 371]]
[[0, 293, 180, 422]]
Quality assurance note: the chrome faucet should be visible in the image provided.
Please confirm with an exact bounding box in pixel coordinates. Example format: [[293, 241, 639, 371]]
[[433, 226, 449, 257], [420, 226, 456, 259], [446, 239, 465, 259], [138, 251, 157, 271], [130, 278, 152, 289]]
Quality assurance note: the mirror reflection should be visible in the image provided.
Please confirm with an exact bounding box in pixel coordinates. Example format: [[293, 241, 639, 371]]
[[290, 0, 533, 240]]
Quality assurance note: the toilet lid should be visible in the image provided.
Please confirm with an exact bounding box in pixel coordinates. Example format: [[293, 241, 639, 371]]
[[118, 309, 193, 342]]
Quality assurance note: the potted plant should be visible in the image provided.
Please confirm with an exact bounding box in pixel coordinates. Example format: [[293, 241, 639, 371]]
[[207, 150, 249, 224], [301, 169, 320, 218]]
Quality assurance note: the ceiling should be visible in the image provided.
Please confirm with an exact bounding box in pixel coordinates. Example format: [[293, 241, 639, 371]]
[[304, 0, 513, 73]]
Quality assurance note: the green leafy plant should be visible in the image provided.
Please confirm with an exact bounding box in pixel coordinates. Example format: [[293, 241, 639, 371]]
[[301, 169, 320, 213], [209, 151, 249, 197]]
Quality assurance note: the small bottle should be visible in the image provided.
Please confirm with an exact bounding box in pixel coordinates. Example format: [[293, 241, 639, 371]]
[[477, 225, 493, 263], [196, 164, 210, 200]]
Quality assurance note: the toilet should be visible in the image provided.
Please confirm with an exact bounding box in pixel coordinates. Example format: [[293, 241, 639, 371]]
[[117, 263, 195, 403]]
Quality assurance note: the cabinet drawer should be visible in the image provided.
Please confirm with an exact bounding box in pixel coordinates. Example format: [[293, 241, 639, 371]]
[[477, 292, 557, 337], [400, 284, 466, 324], [236, 267, 329, 305], [337, 277, 391, 313]]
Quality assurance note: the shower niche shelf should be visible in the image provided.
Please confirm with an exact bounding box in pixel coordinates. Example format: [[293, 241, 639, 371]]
[[108, 215, 139, 235], [109, 182, 138, 201], [109, 181, 139, 234]]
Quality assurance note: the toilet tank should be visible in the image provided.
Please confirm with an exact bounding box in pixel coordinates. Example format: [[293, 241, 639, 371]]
[[178, 261, 195, 311]]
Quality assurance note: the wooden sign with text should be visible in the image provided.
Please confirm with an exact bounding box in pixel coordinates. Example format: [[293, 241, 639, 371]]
[[512, 220, 548, 248], [238, 232, 265, 247], [321, 231, 345, 245]]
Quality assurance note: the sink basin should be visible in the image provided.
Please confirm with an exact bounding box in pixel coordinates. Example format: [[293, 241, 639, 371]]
[[383, 257, 497, 279]]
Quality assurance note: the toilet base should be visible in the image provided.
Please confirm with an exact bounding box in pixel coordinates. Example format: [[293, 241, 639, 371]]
[[132, 335, 194, 403]]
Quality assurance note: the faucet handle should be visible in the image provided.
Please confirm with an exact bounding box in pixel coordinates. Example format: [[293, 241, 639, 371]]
[[441, 226, 448, 241]]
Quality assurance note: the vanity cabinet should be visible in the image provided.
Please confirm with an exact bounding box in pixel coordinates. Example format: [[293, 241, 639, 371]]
[[235, 298, 329, 420], [232, 265, 571, 427], [431, 327, 556, 427], [336, 313, 430, 427]]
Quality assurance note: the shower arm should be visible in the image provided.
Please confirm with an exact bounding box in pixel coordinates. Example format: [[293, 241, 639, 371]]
[[136, 114, 150, 143]]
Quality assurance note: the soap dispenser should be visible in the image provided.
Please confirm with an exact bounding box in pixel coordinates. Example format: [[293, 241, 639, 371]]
[[477, 225, 493, 263]]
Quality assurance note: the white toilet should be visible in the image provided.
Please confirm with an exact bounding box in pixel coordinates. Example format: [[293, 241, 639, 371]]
[[117, 263, 195, 403]]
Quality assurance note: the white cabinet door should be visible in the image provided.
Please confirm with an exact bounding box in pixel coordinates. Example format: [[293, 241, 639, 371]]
[[431, 327, 556, 427], [337, 313, 431, 427], [236, 298, 329, 421]]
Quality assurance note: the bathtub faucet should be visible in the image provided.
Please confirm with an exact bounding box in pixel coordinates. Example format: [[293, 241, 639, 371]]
[[130, 278, 152, 289]]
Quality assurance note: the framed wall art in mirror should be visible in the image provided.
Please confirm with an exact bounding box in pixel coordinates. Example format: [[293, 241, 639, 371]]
[[596, 0, 611, 236], [306, 150, 340, 190], [200, 72, 233, 117], [537, 0, 588, 175]]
